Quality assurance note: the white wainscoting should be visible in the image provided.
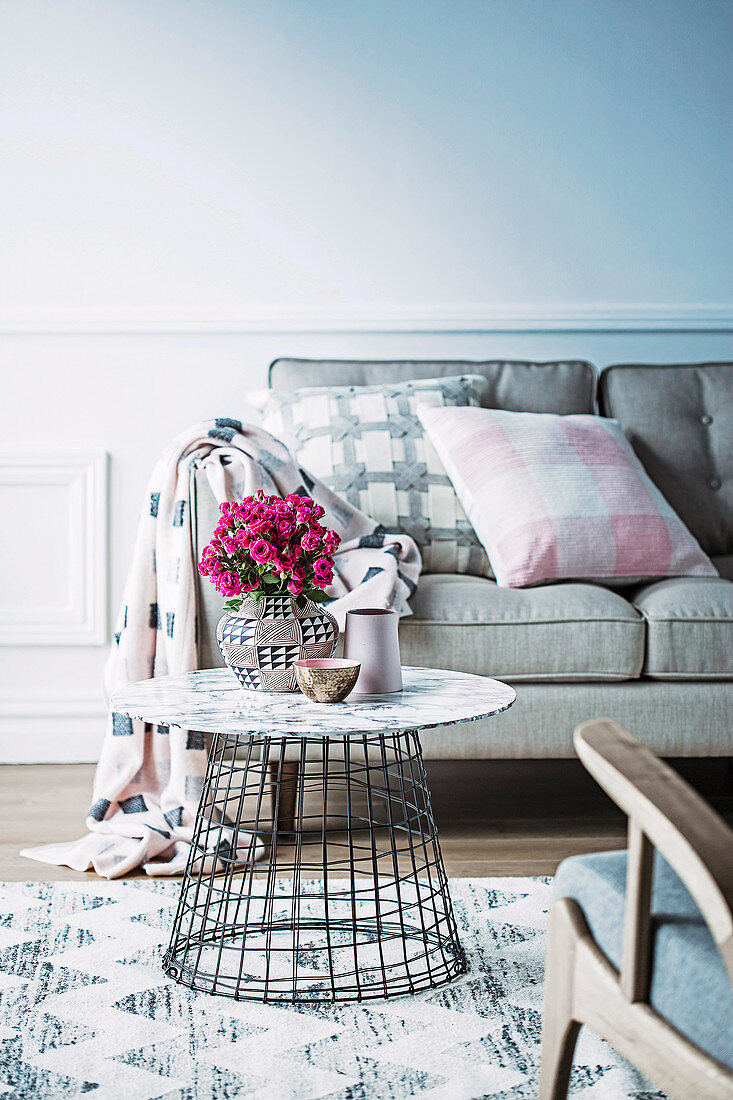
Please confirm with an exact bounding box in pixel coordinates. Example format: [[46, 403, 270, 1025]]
[[0, 450, 108, 645], [0, 302, 732, 333], [1, 319, 731, 764], [0, 695, 107, 763]]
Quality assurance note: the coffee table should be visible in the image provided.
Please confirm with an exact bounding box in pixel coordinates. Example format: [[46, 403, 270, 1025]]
[[112, 665, 515, 1003]]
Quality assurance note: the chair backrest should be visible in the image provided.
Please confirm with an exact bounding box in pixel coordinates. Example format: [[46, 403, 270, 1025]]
[[269, 358, 597, 414], [574, 719, 733, 987]]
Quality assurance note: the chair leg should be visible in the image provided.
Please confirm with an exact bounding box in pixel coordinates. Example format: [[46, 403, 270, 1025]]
[[538, 898, 584, 1100], [269, 759, 300, 833]]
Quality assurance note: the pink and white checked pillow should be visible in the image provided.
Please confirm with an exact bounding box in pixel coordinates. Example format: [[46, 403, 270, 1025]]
[[418, 405, 718, 588]]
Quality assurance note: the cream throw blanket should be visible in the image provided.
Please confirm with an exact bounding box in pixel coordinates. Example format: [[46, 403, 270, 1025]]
[[22, 418, 421, 878]]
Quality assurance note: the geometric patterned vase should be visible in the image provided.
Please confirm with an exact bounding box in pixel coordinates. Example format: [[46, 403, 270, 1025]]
[[216, 593, 338, 692]]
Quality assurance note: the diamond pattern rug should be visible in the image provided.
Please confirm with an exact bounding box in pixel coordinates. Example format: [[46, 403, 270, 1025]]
[[0, 879, 663, 1099]]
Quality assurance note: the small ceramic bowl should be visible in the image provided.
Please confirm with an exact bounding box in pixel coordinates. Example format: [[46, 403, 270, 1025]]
[[294, 658, 361, 703]]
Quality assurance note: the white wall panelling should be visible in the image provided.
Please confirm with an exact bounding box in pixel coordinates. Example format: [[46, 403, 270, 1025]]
[[0, 450, 108, 762], [0, 450, 108, 645], [0, 695, 107, 763], [0, 304, 731, 334], [1, 326, 732, 763]]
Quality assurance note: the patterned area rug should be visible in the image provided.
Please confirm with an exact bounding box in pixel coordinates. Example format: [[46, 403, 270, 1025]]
[[0, 879, 663, 1099]]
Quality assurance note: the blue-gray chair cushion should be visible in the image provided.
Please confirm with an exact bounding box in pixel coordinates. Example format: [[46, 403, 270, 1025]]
[[553, 850, 733, 1068]]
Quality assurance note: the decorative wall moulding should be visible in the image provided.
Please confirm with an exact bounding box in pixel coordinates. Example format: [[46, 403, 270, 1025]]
[[0, 450, 108, 645], [0, 304, 731, 334], [0, 695, 107, 763]]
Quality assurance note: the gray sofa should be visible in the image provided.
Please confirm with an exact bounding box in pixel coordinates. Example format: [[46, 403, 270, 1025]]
[[192, 359, 733, 760]]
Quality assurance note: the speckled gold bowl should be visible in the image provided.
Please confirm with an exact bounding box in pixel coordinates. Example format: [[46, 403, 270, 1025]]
[[294, 659, 361, 703]]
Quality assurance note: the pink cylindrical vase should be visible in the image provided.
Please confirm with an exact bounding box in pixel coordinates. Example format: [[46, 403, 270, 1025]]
[[343, 608, 403, 694]]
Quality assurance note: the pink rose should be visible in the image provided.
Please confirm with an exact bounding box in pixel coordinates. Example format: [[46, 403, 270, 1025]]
[[221, 536, 236, 553], [250, 539, 275, 565], [324, 530, 340, 552], [219, 502, 231, 515], [301, 530, 321, 552], [277, 517, 295, 538], [291, 565, 306, 581], [247, 504, 270, 533], [313, 557, 332, 581], [234, 529, 250, 548], [287, 576, 304, 596], [296, 504, 313, 525], [217, 571, 241, 597]]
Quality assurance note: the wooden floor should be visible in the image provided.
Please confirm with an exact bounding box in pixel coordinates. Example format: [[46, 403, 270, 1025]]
[[2, 758, 731, 882]]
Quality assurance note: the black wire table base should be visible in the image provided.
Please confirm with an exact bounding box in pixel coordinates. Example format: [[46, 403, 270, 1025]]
[[163, 728, 467, 1003]]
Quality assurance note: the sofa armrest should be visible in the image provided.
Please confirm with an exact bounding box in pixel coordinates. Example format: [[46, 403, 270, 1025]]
[[574, 719, 733, 987]]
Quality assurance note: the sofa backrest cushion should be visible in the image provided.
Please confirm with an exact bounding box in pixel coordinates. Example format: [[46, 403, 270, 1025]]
[[269, 359, 596, 414], [599, 363, 733, 556]]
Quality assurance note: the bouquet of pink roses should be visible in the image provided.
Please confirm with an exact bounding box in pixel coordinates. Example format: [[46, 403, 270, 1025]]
[[198, 490, 341, 610]]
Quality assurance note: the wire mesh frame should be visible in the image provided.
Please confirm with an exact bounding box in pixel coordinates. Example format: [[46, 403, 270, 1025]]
[[163, 728, 467, 1003]]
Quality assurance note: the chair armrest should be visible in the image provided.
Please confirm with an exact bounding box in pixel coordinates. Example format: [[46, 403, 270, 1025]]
[[574, 719, 733, 980]]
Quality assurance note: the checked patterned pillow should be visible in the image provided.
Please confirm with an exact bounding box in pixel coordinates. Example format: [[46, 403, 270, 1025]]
[[418, 405, 717, 587], [255, 375, 491, 576]]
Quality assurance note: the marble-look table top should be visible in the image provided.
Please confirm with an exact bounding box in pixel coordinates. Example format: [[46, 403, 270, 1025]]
[[111, 666, 516, 738]]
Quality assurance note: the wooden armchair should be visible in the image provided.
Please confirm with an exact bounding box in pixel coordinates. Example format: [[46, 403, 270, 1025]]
[[539, 719, 733, 1100]]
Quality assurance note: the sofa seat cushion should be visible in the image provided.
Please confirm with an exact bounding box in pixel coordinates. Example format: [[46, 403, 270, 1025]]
[[632, 577, 733, 679], [402, 574, 644, 681], [553, 851, 733, 1069]]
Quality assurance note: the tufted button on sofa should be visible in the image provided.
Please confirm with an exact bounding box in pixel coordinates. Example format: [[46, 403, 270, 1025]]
[[191, 359, 733, 761]]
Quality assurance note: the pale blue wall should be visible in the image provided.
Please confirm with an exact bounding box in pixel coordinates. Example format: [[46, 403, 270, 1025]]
[[1, 0, 731, 759], [1, 0, 731, 317]]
